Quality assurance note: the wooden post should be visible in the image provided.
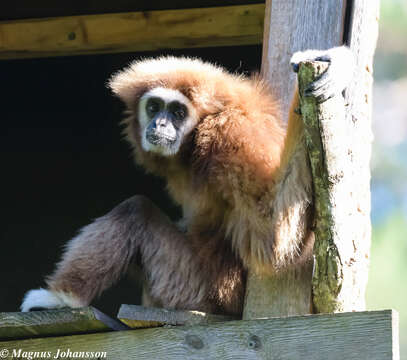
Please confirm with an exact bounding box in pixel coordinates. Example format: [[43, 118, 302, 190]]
[[302, 0, 380, 313], [243, 0, 347, 320], [298, 60, 362, 313], [243, 0, 379, 318], [260, 0, 346, 121]]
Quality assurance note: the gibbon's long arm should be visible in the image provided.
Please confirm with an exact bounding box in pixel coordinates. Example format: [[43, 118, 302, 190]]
[[264, 89, 314, 269], [191, 46, 353, 271], [264, 46, 355, 268]]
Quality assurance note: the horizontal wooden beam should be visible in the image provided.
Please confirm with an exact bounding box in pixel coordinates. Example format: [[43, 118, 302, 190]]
[[0, 307, 128, 340], [1, 310, 399, 359], [0, 4, 265, 60]]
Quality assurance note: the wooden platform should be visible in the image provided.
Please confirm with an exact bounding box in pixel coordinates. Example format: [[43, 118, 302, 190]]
[[0, 307, 399, 359]]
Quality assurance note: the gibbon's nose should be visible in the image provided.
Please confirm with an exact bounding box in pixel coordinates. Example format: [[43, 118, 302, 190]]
[[156, 117, 168, 128], [151, 111, 171, 130]]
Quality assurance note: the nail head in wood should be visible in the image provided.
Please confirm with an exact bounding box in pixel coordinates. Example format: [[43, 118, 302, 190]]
[[248, 334, 262, 350]]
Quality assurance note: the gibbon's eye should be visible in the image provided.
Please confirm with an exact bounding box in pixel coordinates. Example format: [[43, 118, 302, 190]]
[[168, 101, 188, 122], [146, 98, 162, 117]]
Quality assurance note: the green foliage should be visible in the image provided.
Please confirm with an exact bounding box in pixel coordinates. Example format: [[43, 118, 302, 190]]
[[380, 0, 407, 31], [374, 0, 407, 80], [367, 211, 407, 358]]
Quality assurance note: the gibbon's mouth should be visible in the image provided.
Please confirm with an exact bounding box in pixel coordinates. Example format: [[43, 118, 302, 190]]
[[146, 131, 176, 145]]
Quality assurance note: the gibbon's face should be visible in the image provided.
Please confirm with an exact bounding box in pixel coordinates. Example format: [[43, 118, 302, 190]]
[[138, 87, 198, 156]]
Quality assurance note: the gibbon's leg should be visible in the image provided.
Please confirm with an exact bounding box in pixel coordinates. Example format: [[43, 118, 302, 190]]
[[269, 46, 354, 266], [21, 196, 218, 312]]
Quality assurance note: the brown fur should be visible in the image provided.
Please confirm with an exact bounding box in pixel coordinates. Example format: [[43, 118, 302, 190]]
[[110, 57, 312, 269], [44, 57, 314, 316]]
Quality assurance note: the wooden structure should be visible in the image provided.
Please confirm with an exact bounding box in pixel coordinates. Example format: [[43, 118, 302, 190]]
[[0, 0, 398, 359], [0, 307, 399, 359], [0, 4, 264, 59], [243, 0, 379, 318]]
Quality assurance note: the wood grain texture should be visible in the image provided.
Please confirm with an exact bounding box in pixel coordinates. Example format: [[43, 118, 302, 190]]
[[244, 0, 345, 319], [297, 0, 379, 315], [298, 60, 354, 313], [0, 307, 127, 340], [261, 0, 345, 121], [0, 4, 264, 59], [0, 1, 264, 22], [1, 310, 398, 360], [119, 305, 236, 328], [340, 0, 379, 312], [243, 262, 313, 319]]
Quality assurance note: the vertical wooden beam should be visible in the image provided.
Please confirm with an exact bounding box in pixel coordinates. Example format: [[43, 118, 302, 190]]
[[243, 265, 313, 319], [342, 0, 380, 311], [260, 0, 346, 121], [243, 0, 347, 320], [244, 0, 378, 318], [298, 60, 362, 313], [311, 0, 379, 313]]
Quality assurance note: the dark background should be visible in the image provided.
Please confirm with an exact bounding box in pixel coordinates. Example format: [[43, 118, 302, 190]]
[[0, 34, 262, 315]]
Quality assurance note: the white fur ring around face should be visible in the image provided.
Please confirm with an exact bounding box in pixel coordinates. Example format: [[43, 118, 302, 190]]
[[20, 288, 84, 312]]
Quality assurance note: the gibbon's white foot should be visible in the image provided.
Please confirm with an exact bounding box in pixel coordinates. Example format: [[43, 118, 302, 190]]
[[290, 46, 355, 101], [20, 288, 84, 312]]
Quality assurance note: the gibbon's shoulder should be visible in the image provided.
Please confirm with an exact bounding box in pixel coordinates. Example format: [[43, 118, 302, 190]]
[[108, 56, 280, 118]]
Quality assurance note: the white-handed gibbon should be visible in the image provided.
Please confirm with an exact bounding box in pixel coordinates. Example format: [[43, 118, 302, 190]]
[[21, 47, 354, 315]]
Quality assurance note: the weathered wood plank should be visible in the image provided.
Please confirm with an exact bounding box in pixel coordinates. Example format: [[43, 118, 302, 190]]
[[298, 59, 352, 313], [0, 307, 128, 340], [244, 0, 346, 319], [1, 310, 398, 360], [261, 0, 345, 121], [336, 0, 379, 311], [302, 0, 379, 314], [0, 4, 265, 59], [0, 1, 264, 22], [118, 304, 236, 328], [243, 263, 313, 319]]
